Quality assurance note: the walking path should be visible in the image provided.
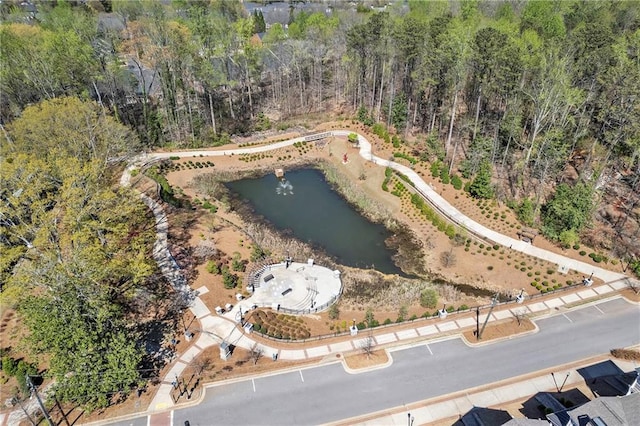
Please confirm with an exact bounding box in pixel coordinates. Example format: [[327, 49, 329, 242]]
[[117, 130, 637, 414]]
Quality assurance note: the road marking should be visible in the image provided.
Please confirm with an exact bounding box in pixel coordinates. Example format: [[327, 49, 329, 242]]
[[147, 414, 151, 426], [562, 313, 573, 323], [593, 304, 605, 315], [170, 410, 174, 426], [426, 344, 433, 355], [252, 378, 256, 392], [299, 370, 305, 382]]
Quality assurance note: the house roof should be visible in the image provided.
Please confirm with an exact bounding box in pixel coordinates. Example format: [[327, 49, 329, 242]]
[[243, 1, 331, 27], [460, 406, 513, 426], [547, 392, 640, 426], [503, 419, 549, 426]]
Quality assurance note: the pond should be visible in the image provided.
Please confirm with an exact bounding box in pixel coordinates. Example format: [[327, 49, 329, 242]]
[[225, 168, 404, 275]]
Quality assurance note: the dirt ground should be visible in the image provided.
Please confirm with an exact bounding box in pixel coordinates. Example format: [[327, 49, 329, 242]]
[[344, 349, 390, 370], [159, 120, 617, 330], [461, 318, 537, 343], [1, 121, 633, 423]]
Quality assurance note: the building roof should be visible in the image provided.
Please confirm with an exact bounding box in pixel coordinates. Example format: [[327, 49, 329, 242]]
[[460, 406, 513, 426], [243, 1, 331, 27], [503, 419, 549, 426], [547, 392, 640, 426]]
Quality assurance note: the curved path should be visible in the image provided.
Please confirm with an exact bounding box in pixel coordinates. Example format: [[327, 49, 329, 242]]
[[123, 130, 629, 284], [119, 129, 635, 412]]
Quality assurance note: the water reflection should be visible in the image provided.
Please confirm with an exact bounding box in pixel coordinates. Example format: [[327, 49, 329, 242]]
[[226, 169, 403, 275]]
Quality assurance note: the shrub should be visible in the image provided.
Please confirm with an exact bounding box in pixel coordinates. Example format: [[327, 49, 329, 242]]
[[430, 161, 441, 177], [383, 318, 392, 325], [559, 229, 579, 249], [232, 258, 246, 272], [202, 201, 218, 213], [328, 304, 339, 320], [222, 269, 238, 289], [440, 168, 450, 184], [451, 174, 462, 190], [206, 261, 220, 275], [393, 152, 418, 165], [445, 225, 456, 239], [516, 198, 535, 226], [589, 253, 603, 263], [420, 288, 439, 308], [1, 356, 17, 376]]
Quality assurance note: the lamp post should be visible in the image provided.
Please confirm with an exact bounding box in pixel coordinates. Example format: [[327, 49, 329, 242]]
[[26, 376, 53, 426]]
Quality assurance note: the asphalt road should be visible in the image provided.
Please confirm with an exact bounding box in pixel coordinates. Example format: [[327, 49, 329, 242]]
[[159, 298, 638, 426]]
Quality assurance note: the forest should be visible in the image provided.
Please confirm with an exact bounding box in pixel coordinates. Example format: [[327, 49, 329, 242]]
[[1, 0, 639, 410]]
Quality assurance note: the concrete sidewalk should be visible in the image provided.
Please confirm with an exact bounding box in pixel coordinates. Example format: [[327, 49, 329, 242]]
[[330, 357, 640, 426], [119, 130, 637, 417], [146, 279, 631, 412]]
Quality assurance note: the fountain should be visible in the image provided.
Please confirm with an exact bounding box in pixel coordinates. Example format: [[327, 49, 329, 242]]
[[275, 179, 294, 196]]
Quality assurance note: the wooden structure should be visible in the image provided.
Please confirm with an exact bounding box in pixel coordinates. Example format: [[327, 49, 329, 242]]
[[517, 227, 538, 243]]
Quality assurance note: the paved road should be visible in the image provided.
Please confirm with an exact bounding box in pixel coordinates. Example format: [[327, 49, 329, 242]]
[[163, 299, 638, 426], [109, 130, 638, 426]]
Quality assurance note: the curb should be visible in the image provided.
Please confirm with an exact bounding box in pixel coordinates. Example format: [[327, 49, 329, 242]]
[[460, 320, 541, 348], [341, 348, 394, 375], [326, 350, 639, 426]]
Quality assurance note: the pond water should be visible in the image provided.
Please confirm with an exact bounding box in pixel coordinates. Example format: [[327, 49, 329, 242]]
[[226, 168, 403, 275]]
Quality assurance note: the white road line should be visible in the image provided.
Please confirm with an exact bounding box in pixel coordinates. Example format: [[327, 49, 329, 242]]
[[252, 378, 256, 392], [299, 370, 305, 382], [562, 313, 573, 323], [170, 410, 174, 426], [593, 304, 605, 315], [426, 344, 433, 355], [147, 414, 151, 426]]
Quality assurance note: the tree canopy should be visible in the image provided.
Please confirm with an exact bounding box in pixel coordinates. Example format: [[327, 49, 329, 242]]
[[1, 97, 156, 409], [1, 2, 639, 405]]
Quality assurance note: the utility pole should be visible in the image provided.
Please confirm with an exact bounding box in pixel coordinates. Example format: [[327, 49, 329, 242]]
[[11, 397, 36, 426], [477, 294, 498, 340], [26, 375, 54, 426]]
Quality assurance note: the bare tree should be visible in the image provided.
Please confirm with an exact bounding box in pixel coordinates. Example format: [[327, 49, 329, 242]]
[[440, 248, 457, 268], [628, 279, 640, 295], [359, 335, 375, 359], [248, 343, 264, 365], [194, 240, 217, 261], [513, 309, 528, 326], [189, 356, 212, 378]]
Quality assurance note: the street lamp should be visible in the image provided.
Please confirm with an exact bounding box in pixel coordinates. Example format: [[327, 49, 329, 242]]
[[407, 413, 414, 426]]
